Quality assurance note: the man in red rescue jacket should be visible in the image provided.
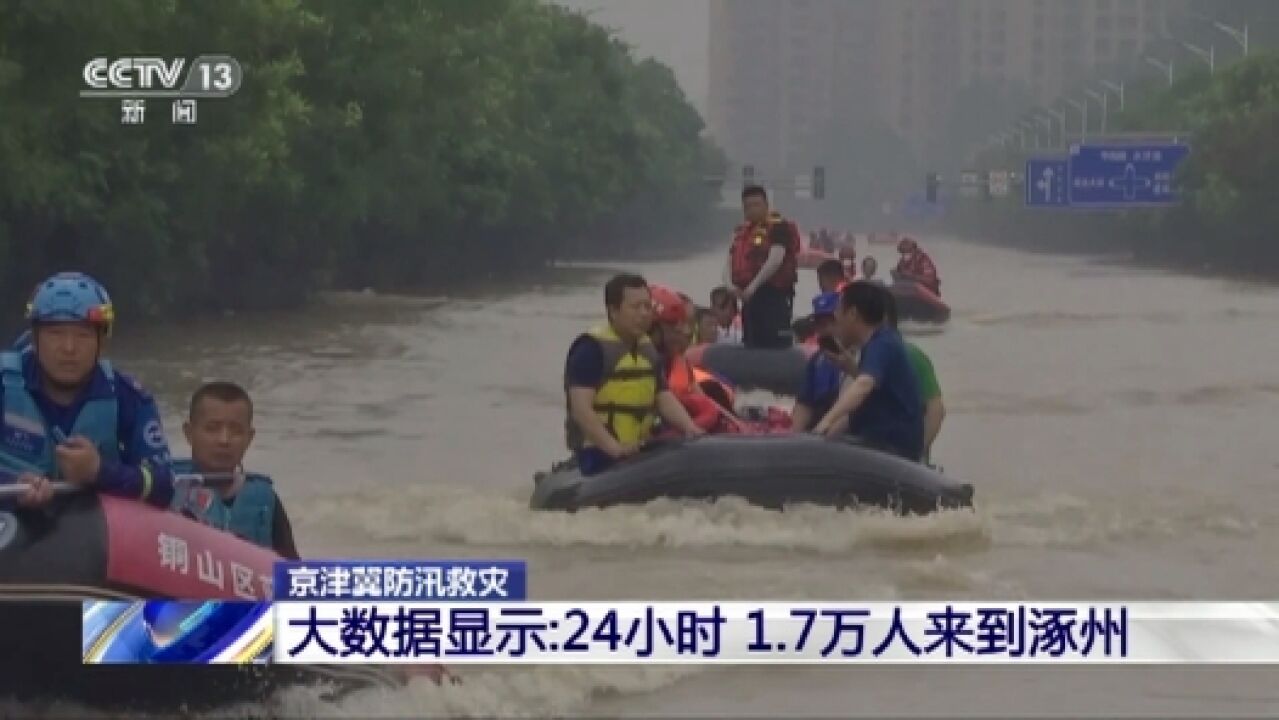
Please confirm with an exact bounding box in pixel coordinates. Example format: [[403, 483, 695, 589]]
[[723, 185, 801, 349], [894, 237, 940, 296]]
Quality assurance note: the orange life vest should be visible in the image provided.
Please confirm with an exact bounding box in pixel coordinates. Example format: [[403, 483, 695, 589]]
[[668, 355, 737, 410], [729, 212, 800, 291]]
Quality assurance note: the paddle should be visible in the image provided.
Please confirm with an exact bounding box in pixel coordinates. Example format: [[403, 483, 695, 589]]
[[0, 471, 239, 500]]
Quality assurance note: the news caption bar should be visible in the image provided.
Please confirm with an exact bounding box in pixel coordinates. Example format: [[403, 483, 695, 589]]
[[83, 561, 1279, 665]]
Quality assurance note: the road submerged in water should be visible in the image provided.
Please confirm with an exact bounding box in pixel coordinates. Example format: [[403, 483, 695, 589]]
[[8, 235, 1279, 718]]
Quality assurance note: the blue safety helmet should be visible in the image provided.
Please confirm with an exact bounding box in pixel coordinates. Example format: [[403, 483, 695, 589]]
[[25, 272, 115, 336], [811, 291, 840, 317]]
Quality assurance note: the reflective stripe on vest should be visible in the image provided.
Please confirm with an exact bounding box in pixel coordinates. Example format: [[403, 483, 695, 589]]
[[564, 324, 660, 451], [0, 351, 120, 478], [170, 458, 276, 548]]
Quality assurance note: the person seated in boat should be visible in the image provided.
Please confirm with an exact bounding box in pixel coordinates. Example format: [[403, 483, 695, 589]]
[[5, 272, 178, 509], [708, 286, 742, 344], [861, 256, 884, 284], [564, 274, 705, 476], [810, 282, 924, 462], [816, 259, 849, 294], [694, 307, 720, 345], [648, 285, 737, 424], [881, 288, 946, 464], [838, 244, 857, 277], [791, 315, 817, 345], [894, 237, 940, 295], [790, 292, 847, 432], [171, 381, 300, 559]]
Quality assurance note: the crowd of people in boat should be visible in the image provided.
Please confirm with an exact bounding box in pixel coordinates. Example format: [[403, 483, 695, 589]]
[[1, 272, 300, 559], [0, 188, 946, 561], [563, 185, 947, 478]]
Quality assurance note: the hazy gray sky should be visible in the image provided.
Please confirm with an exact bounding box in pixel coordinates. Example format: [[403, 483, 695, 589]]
[[552, 0, 710, 113]]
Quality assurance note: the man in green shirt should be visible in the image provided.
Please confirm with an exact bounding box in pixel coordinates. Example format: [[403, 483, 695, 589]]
[[882, 289, 946, 464]]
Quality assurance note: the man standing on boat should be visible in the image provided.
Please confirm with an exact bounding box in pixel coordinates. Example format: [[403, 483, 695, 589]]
[[3, 272, 177, 509], [724, 185, 801, 349], [564, 274, 705, 476]]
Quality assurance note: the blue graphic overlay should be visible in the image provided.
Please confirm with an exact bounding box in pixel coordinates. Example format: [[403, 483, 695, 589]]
[[1024, 158, 1070, 208], [274, 559, 527, 602], [83, 600, 273, 664], [1067, 143, 1190, 207], [276, 602, 1132, 662]]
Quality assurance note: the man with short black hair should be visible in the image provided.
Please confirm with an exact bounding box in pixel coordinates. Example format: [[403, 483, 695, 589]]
[[172, 380, 299, 559], [816, 259, 848, 294], [563, 274, 704, 475], [724, 185, 801, 348], [811, 282, 924, 461]]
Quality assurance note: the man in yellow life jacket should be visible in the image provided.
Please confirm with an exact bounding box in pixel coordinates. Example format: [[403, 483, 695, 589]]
[[563, 274, 705, 475]]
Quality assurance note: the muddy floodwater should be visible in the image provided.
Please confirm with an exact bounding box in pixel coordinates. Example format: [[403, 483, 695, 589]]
[[14, 236, 1279, 718]]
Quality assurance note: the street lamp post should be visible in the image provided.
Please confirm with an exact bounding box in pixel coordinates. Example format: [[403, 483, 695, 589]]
[[1018, 118, 1040, 150], [1033, 115, 1054, 150], [1101, 80, 1125, 112], [1182, 41, 1216, 74], [1145, 56, 1174, 86], [1212, 20, 1249, 56], [1040, 107, 1066, 149], [1084, 88, 1108, 137], [1063, 98, 1087, 144]]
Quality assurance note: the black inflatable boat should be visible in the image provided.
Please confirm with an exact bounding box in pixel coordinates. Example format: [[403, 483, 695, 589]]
[[530, 434, 974, 514], [0, 492, 401, 713], [685, 343, 813, 397]]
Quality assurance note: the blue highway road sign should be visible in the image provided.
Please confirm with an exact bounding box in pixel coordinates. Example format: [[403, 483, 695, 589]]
[[1025, 158, 1070, 208], [1067, 143, 1190, 207]]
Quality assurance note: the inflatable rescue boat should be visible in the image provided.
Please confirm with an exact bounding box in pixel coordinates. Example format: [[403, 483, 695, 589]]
[[797, 247, 837, 269], [530, 434, 974, 514], [0, 492, 404, 712], [889, 278, 950, 324], [685, 342, 814, 397]]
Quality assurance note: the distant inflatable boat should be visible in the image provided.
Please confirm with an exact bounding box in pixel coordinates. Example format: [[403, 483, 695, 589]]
[[0, 493, 402, 712], [686, 342, 813, 397], [890, 278, 950, 324], [530, 434, 974, 515], [797, 247, 837, 269]]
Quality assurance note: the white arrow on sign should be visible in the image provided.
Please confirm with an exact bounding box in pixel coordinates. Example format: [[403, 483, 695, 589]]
[[1036, 167, 1055, 202]]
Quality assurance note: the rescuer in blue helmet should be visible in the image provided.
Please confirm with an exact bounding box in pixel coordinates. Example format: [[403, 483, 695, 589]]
[[2, 272, 177, 508]]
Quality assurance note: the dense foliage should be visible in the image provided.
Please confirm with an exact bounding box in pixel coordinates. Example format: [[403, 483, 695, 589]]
[[0, 0, 727, 317], [947, 50, 1279, 275]]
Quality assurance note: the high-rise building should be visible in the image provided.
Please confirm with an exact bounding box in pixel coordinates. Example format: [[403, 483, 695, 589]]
[[707, 0, 1184, 170], [707, 0, 857, 183]]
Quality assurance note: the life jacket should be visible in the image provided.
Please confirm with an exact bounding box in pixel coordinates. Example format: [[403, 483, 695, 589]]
[[564, 325, 661, 451], [666, 354, 697, 398], [896, 252, 940, 294], [729, 212, 801, 291], [691, 366, 735, 409], [0, 351, 120, 478], [169, 458, 277, 548]]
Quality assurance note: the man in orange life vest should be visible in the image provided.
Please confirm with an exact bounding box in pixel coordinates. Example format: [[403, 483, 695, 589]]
[[894, 237, 940, 295], [724, 185, 802, 349]]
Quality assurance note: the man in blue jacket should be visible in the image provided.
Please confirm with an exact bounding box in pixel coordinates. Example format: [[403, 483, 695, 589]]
[[3, 272, 177, 508], [171, 380, 299, 559]]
